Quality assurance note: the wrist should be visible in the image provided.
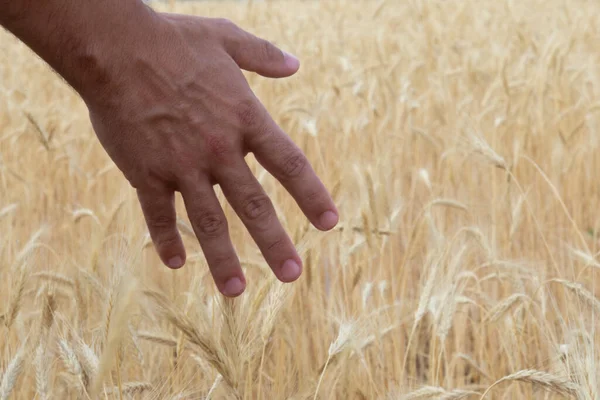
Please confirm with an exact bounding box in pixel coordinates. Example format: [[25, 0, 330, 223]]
[[69, 4, 161, 104], [0, 0, 161, 105]]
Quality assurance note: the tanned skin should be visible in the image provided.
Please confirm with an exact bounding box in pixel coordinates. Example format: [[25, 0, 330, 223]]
[[0, 1, 339, 297]]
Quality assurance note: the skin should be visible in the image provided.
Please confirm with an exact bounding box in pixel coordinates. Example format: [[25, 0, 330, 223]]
[[0, 1, 338, 297]]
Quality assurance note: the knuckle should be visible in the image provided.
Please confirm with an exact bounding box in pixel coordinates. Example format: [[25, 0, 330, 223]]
[[234, 98, 263, 130], [214, 18, 237, 30], [210, 253, 236, 269], [281, 152, 307, 179], [205, 135, 234, 161], [157, 233, 180, 248], [168, 16, 195, 39], [242, 194, 272, 221], [258, 39, 281, 61], [194, 212, 226, 238], [304, 189, 322, 203], [267, 237, 285, 252], [148, 214, 174, 230]]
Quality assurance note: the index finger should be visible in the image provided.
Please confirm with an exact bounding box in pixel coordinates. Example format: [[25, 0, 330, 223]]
[[245, 106, 339, 231]]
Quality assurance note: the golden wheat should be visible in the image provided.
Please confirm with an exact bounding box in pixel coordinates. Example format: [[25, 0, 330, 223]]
[[1, 0, 600, 398]]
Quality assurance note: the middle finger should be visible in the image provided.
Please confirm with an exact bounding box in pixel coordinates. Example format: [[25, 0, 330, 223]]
[[213, 156, 303, 283]]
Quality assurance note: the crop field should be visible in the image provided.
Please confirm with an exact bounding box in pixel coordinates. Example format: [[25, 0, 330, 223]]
[[1, 0, 600, 398]]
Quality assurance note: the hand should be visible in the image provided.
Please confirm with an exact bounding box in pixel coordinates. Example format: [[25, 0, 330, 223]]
[[83, 13, 338, 296]]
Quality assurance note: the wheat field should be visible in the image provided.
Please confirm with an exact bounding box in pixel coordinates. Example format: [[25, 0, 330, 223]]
[[1, 0, 600, 398]]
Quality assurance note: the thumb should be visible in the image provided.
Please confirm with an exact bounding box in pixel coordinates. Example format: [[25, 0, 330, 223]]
[[228, 31, 300, 78]]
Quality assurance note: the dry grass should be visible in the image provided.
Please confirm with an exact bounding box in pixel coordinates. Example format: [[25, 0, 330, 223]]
[[1, 0, 600, 398]]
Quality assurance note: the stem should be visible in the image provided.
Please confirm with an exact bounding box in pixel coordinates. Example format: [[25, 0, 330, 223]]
[[115, 357, 123, 400], [479, 379, 503, 400], [313, 355, 331, 400], [257, 342, 267, 398], [206, 375, 222, 400]]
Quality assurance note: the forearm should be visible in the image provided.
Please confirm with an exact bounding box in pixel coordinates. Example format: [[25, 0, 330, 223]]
[[0, 0, 156, 98]]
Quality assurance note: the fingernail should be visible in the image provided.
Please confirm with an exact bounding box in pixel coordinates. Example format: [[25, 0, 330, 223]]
[[281, 259, 301, 282], [319, 211, 339, 230], [223, 277, 245, 297], [283, 51, 300, 70], [168, 256, 184, 269]]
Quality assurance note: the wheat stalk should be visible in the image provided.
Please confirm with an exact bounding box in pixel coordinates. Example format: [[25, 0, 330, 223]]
[[550, 279, 600, 314], [58, 339, 86, 392], [0, 346, 25, 400], [34, 344, 49, 400], [91, 276, 137, 398], [137, 331, 178, 347], [485, 293, 529, 322], [105, 381, 152, 395], [400, 386, 480, 399], [5, 266, 27, 329], [479, 370, 577, 399], [75, 340, 98, 387], [32, 272, 75, 288]]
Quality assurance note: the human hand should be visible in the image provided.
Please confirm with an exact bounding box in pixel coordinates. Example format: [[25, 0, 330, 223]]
[[83, 13, 338, 296]]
